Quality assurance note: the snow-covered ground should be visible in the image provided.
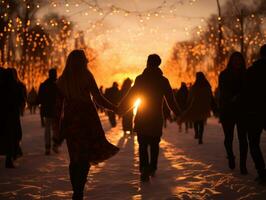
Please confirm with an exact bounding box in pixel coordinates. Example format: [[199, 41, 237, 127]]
[[1, 111, 266, 200]]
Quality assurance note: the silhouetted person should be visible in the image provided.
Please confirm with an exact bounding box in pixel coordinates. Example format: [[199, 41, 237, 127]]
[[10, 68, 24, 159], [55, 50, 119, 200], [120, 78, 134, 134], [243, 44, 266, 183], [38, 68, 59, 155], [27, 87, 38, 114], [182, 72, 213, 144], [104, 82, 120, 127], [0, 68, 24, 168], [11, 69, 27, 116], [0, 68, 5, 141], [0, 68, 9, 165], [175, 82, 189, 132], [218, 52, 248, 174], [119, 54, 180, 182]]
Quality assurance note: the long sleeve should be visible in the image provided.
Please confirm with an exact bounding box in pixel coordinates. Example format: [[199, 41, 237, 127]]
[[118, 79, 139, 115], [89, 74, 117, 111], [163, 79, 181, 117]]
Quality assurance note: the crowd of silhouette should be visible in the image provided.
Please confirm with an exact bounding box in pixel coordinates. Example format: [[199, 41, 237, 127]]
[[0, 44, 266, 200]]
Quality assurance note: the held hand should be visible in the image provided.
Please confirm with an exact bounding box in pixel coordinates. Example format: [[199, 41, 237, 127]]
[[112, 106, 118, 114], [113, 106, 123, 116], [176, 116, 182, 124], [176, 112, 185, 123]]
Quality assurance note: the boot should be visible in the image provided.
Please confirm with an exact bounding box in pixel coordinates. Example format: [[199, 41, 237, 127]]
[[227, 156, 235, 170], [69, 163, 89, 200], [5, 156, 15, 168], [240, 161, 248, 175], [140, 167, 150, 182], [198, 139, 203, 144]]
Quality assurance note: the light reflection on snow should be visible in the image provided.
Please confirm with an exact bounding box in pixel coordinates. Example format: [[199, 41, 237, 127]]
[[2, 113, 266, 199]]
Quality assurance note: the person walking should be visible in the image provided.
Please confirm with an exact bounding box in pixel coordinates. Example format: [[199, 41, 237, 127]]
[[55, 49, 119, 199], [175, 82, 189, 132], [104, 82, 120, 127], [118, 54, 180, 182], [182, 72, 213, 144], [27, 87, 38, 114], [243, 44, 266, 183], [38, 68, 60, 155], [0, 68, 24, 168], [120, 78, 134, 135], [218, 52, 248, 174]]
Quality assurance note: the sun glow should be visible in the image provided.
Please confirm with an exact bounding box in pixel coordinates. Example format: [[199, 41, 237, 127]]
[[133, 98, 141, 115]]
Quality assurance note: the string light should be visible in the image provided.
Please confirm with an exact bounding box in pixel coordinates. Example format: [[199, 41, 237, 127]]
[[0, 0, 265, 89]]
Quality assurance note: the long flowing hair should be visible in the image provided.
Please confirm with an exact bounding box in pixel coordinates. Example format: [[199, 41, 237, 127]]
[[57, 49, 92, 100]]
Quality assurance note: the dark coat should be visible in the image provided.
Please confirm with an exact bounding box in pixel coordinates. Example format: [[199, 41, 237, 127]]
[[182, 84, 213, 122], [0, 69, 24, 155], [218, 68, 246, 121], [104, 86, 120, 105], [119, 67, 180, 136], [18, 81, 27, 113], [55, 73, 119, 164], [38, 78, 57, 118], [175, 85, 188, 111], [243, 58, 266, 118], [27, 88, 38, 105], [0, 68, 7, 154]]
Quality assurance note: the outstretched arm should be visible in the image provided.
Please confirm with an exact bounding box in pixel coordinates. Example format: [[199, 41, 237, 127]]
[[118, 78, 139, 116], [89, 74, 117, 112], [164, 80, 181, 117]]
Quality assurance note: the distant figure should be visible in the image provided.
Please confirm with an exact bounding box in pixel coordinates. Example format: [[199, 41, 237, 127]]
[[104, 82, 120, 127], [218, 52, 248, 174], [120, 78, 134, 135], [182, 72, 213, 144], [243, 44, 266, 183], [175, 82, 189, 132], [99, 85, 104, 94], [27, 87, 38, 114], [38, 68, 59, 155], [98, 85, 104, 113], [0, 68, 24, 168], [119, 54, 180, 182], [56, 50, 119, 199]]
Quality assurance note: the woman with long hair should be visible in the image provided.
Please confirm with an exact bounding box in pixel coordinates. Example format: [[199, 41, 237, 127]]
[[182, 72, 213, 144], [218, 51, 248, 174], [55, 49, 119, 200]]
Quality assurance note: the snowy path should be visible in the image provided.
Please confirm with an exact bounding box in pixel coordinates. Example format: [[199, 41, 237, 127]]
[[1, 112, 266, 200]]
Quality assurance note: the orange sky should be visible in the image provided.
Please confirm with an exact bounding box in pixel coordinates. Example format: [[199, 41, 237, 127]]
[[41, 0, 228, 87]]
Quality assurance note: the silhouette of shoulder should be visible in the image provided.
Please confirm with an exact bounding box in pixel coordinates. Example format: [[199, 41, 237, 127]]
[[134, 73, 169, 85]]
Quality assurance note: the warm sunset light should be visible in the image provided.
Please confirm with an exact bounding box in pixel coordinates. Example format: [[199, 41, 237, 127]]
[[1, 0, 266, 199], [133, 98, 141, 116]]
